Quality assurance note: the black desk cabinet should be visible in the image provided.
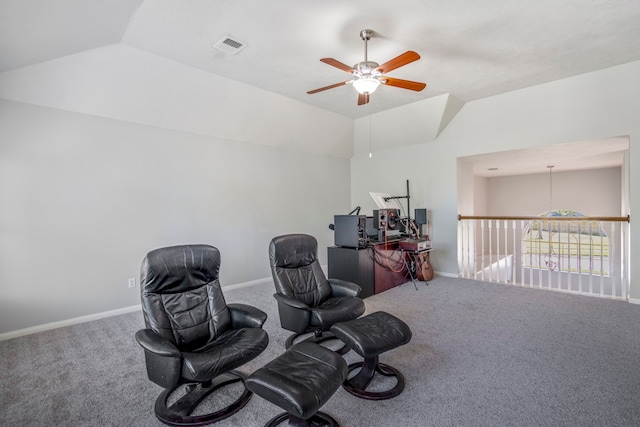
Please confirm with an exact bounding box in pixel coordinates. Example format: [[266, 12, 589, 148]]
[[328, 246, 375, 298], [328, 245, 409, 298]]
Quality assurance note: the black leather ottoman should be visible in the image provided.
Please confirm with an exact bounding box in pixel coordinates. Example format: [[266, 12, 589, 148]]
[[246, 342, 348, 427], [330, 311, 412, 400]]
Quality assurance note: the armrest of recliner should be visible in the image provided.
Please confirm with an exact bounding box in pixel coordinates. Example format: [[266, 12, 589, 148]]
[[328, 278, 362, 297], [135, 329, 181, 389], [228, 303, 267, 329], [135, 329, 180, 357], [273, 293, 310, 310], [273, 293, 311, 333]]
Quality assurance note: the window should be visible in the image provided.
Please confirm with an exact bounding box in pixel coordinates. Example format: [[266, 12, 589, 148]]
[[521, 210, 609, 276]]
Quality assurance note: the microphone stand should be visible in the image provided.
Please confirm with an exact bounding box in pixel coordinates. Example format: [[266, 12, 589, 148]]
[[383, 180, 412, 236]]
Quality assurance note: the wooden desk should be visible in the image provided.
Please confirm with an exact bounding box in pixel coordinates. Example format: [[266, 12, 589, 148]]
[[327, 241, 408, 298]]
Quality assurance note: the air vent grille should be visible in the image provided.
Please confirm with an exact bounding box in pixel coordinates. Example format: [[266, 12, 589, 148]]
[[212, 36, 247, 55]]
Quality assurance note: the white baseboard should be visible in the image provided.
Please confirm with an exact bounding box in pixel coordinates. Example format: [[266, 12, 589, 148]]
[[0, 276, 273, 342], [629, 297, 640, 305], [0, 268, 464, 341], [222, 277, 272, 291], [0, 304, 142, 342], [435, 271, 457, 278]]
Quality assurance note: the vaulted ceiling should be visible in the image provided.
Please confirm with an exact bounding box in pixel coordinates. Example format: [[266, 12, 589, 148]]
[[0, 1, 637, 167], [2, 0, 640, 120]]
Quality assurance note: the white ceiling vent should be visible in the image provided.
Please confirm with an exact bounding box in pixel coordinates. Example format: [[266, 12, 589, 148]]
[[212, 36, 247, 55]]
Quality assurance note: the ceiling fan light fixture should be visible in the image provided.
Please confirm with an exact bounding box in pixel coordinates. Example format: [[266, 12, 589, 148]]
[[307, 29, 425, 105], [353, 77, 380, 94]]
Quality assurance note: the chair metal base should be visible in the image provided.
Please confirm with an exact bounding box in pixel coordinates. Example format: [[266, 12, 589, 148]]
[[343, 356, 405, 400], [265, 411, 341, 427], [154, 370, 251, 426], [285, 330, 349, 355]]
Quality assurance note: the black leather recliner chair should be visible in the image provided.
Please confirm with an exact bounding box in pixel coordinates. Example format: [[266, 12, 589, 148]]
[[268, 234, 366, 352], [135, 244, 269, 426]]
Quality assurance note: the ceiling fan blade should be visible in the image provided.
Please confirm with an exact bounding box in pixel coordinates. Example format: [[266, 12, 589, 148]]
[[320, 58, 355, 73], [381, 77, 427, 92], [357, 93, 370, 105], [376, 51, 421, 74], [307, 81, 350, 94]]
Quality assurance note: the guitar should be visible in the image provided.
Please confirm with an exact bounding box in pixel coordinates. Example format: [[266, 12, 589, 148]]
[[408, 219, 434, 282], [415, 252, 434, 282]]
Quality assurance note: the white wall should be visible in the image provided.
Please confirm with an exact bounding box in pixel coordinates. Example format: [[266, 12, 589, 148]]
[[2, 54, 638, 335], [486, 167, 622, 216], [473, 175, 488, 216], [0, 99, 351, 334], [352, 60, 639, 298], [0, 44, 354, 159]]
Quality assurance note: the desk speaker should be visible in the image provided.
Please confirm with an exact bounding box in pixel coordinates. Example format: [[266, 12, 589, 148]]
[[415, 208, 429, 225], [373, 209, 400, 232], [334, 215, 368, 248]]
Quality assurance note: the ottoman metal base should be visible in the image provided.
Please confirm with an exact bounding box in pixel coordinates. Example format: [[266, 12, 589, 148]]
[[265, 411, 340, 427], [344, 357, 406, 400], [330, 311, 412, 401]]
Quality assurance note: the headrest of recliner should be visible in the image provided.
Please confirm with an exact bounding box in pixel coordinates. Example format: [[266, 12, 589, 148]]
[[141, 244, 220, 294], [269, 234, 317, 268]]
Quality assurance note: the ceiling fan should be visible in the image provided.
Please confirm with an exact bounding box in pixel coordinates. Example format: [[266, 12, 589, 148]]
[[307, 29, 427, 106]]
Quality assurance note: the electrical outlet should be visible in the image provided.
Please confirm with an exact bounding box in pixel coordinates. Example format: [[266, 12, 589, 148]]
[[128, 278, 136, 288]]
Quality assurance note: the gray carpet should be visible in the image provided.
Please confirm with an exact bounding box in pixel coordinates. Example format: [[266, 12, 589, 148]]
[[2, 276, 640, 426]]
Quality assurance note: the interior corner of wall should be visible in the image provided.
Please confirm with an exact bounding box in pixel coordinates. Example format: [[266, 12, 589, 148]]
[[436, 94, 465, 137]]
